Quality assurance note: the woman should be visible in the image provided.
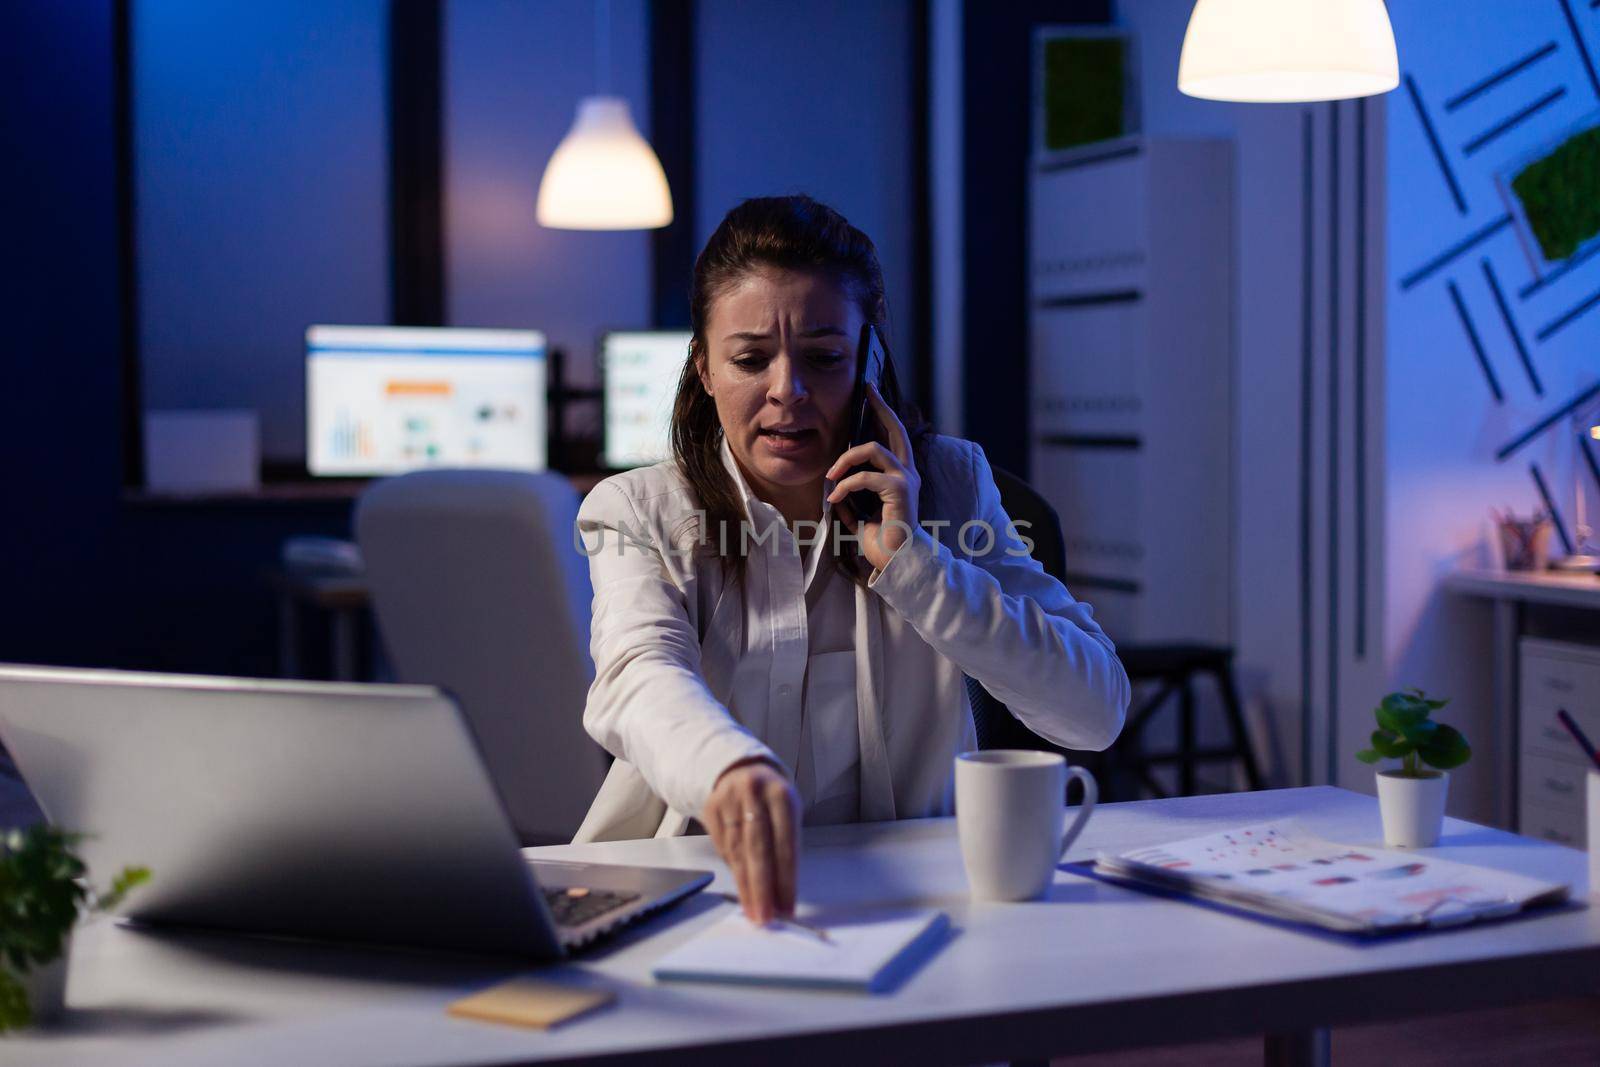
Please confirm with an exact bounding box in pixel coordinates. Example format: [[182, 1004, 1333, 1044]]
[[573, 195, 1129, 924]]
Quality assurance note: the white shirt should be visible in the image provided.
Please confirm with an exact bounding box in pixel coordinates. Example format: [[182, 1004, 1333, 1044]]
[[571, 433, 1131, 843], [717, 446, 860, 826]]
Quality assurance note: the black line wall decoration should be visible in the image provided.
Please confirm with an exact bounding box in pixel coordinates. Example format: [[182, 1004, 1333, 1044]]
[[1582, 435, 1600, 496], [1517, 240, 1600, 299], [1558, 0, 1600, 100], [1462, 86, 1567, 155], [1404, 74, 1468, 214], [1399, 215, 1512, 290], [1535, 284, 1600, 341], [1447, 279, 1506, 402], [1496, 379, 1600, 460], [1481, 258, 1543, 395], [1531, 462, 1575, 553], [1445, 41, 1559, 110]]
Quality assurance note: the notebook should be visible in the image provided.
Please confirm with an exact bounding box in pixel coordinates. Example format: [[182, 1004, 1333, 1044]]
[[1089, 820, 1570, 935], [651, 907, 949, 992]]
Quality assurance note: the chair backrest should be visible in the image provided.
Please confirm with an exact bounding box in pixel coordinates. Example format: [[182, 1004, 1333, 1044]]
[[966, 464, 1078, 753], [987, 464, 1068, 583], [355, 470, 608, 845]]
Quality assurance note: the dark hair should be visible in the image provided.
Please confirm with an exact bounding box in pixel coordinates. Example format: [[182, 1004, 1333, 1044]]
[[670, 194, 929, 584]]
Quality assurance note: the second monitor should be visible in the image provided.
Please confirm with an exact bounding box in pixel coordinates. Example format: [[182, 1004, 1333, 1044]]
[[601, 330, 691, 470]]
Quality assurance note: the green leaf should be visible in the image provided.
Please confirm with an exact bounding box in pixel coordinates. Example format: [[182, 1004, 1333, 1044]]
[[1370, 729, 1412, 759], [96, 866, 151, 914], [1376, 692, 1430, 733], [0, 823, 151, 1009], [1419, 723, 1472, 770], [0, 966, 29, 1032], [1355, 748, 1383, 764], [1396, 718, 1439, 746]]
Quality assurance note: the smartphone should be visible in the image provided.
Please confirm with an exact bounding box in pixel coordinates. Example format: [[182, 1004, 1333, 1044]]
[[842, 324, 888, 523]]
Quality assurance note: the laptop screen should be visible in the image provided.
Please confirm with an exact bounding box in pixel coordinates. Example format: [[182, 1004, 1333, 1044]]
[[306, 325, 547, 476]]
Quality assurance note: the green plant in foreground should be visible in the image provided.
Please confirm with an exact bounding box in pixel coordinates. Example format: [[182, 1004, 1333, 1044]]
[[0, 825, 149, 1032], [1355, 689, 1471, 778]]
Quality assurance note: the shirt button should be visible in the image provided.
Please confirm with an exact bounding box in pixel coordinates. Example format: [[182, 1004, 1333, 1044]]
[[777, 684, 793, 696]]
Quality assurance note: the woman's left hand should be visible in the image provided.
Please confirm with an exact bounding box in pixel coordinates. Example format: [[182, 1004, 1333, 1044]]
[[825, 382, 920, 573]]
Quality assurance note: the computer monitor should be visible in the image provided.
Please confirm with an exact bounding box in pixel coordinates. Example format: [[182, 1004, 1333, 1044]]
[[601, 330, 691, 469], [306, 325, 547, 476]]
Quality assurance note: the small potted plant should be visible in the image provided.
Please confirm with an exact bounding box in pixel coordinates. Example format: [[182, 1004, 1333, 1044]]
[[1356, 689, 1471, 848], [0, 824, 149, 1031]]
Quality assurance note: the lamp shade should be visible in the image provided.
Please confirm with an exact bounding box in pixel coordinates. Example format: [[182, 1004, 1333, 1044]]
[[536, 96, 673, 230], [1178, 0, 1399, 103]]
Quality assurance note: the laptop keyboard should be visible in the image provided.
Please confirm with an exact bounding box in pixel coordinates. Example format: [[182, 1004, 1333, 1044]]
[[543, 887, 640, 928]]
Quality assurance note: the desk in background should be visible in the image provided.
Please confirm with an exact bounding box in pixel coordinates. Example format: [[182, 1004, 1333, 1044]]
[[1446, 568, 1600, 832], [11, 786, 1599, 1066]]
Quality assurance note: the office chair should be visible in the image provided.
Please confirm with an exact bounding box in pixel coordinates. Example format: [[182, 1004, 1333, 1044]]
[[355, 470, 609, 846], [970, 466, 1263, 800]]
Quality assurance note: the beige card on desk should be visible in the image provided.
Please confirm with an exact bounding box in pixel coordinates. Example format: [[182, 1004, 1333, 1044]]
[[447, 976, 615, 1030]]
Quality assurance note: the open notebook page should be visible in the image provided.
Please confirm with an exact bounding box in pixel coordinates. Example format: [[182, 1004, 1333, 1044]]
[[651, 908, 949, 993]]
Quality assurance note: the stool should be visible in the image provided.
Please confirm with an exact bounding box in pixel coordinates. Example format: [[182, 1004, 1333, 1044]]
[[1109, 643, 1263, 798]]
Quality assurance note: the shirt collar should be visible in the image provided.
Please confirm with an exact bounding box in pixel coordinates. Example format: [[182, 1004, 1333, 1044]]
[[716, 434, 836, 589]]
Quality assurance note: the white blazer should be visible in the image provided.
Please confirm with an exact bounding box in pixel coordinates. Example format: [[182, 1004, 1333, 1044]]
[[570, 433, 1131, 842]]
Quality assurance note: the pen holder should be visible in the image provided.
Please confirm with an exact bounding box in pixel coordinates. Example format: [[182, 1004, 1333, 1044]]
[[1588, 772, 1599, 899], [1496, 515, 1552, 571]]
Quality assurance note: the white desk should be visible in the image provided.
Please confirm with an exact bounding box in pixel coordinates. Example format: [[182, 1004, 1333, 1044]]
[[1445, 568, 1600, 828], [10, 787, 1598, 1066]]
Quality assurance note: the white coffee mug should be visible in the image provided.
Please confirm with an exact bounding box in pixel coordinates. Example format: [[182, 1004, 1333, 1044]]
[[955, 750, 1097, 901]]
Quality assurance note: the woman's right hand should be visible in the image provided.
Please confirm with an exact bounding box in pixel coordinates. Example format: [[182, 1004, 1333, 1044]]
[[703, 757, 801, 924]]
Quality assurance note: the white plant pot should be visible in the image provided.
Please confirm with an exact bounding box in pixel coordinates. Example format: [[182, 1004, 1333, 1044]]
[[1376, 769, 1449, 848], [18, 947, 69, 1026]]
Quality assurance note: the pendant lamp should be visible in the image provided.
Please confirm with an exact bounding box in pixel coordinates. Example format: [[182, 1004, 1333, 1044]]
[[536, 1, 673, 229], [1178, 0, 1399, 103]]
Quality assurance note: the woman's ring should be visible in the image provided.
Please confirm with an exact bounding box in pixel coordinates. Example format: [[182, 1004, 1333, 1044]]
[[743, 810, 758, 821]]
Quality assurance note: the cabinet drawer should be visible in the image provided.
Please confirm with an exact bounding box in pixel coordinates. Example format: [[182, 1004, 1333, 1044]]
[[1517, 799, 1584, 848], [1030, 155, 1147, 301], [1031, 302, 1146, 437], [1519, 751, 1591, 813], [1518, 645, 1600, 762], [1029, 447, 1143, 571]]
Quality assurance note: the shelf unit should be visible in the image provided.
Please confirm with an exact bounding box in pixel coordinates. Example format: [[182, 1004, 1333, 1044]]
[[1028, 137, 1234, 644]]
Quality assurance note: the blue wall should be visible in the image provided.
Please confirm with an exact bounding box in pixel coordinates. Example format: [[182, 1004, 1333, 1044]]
[[135, 0, 390, 462], [446, 0, 654, 395], [1, 1, 355, 676], [1386, 0, 1600, 790], [695, 0, 917, 374]]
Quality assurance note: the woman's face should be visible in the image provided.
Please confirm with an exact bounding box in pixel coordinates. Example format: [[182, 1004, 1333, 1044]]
[[699, 267, 863, 499]]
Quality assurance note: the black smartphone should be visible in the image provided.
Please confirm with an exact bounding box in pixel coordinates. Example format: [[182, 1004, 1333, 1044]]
[[842, 323, 888, 523]]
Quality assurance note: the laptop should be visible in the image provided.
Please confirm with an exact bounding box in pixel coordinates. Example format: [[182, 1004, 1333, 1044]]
[[0, 664, 711, 958]]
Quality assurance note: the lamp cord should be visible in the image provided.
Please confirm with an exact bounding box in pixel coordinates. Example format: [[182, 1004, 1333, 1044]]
[[595, 0, 612, 96]]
